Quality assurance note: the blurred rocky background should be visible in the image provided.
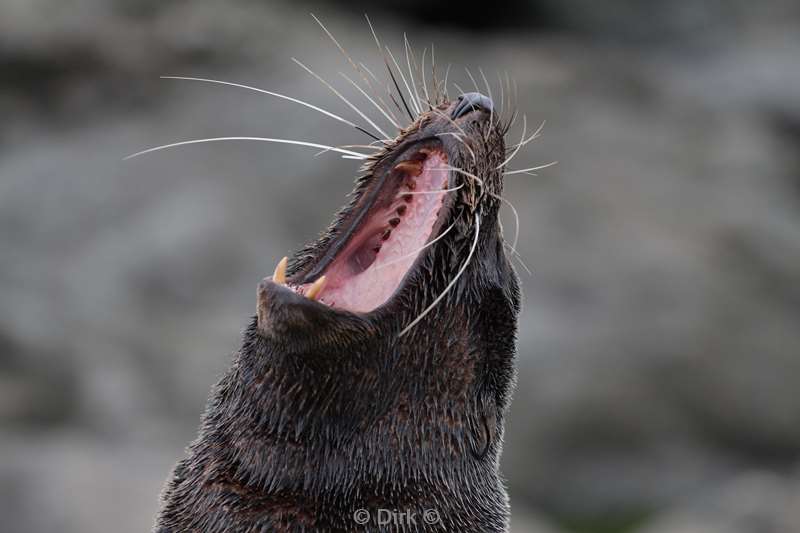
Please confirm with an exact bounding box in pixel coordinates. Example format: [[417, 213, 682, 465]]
[[1, 1, 799, 532]]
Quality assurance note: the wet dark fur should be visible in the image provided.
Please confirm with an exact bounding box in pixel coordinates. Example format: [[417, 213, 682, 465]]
[[155, 95, 520, 532]]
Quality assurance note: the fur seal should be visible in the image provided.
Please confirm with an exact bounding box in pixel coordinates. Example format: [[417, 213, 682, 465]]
[[154, 88, 521, 532]]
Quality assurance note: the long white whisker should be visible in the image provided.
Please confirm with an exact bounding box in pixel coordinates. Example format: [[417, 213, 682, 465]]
[[160, 76, 363, 131], [443, 64, 452, 100], [340, 72, 401, 130], [311, 14, 400, 128], [491, 192, 520, 252], [403, 184, 463, 195], [421, 47, 432, 110], [124, 137, 370, 161], [364, 15, 414, 120], [374, 221, 456, 271], [497, 71, 505, 123], [399, 213, 481, 337], [314, 143, 382, 157], [292, 58, 391, 140], [453, 82, 468, 99], [504, 161, 559, 175], [431, 44, 442, 105], [479, 67, 494, 140], [497, 114, 527, 170], [507, 119, 546, 150], [505, 243, 533, 275], [386, 46, 421, 116], [505, 71, 513, 116], [360, 61, 405, 120], [404, 34, 423, 113], [465, 67, 481, 95]]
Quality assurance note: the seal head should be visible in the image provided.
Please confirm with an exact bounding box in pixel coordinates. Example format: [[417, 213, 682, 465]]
[[156, 92, 520, 533]]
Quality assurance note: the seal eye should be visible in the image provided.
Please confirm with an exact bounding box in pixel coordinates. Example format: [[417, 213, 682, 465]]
[[451, 92, 494, 119]]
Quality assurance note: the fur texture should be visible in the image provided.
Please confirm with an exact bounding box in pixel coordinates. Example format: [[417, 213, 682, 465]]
[[155, 94, 520, 532]]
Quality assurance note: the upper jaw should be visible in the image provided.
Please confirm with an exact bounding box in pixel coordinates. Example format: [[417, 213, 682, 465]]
[[276, 136, 457, 316]]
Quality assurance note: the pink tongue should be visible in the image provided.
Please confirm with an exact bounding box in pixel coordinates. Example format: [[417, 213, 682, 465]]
[[307, 153, 449, 312]]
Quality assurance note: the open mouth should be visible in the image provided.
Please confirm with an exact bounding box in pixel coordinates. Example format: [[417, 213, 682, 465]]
[[285, 140, 451, 313]]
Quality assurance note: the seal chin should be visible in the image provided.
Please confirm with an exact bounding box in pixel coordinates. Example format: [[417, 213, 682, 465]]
[[277, 140, 452, 314], [256, 277, 373, 343]]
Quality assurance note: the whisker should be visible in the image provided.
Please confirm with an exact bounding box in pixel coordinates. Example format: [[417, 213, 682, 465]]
[[160, 76, 375, 138], [504, 243, 533, 276], [292, 58, 391, 140], [504, 161, 559, 175], [399, 213, 481, 336], [403, 184, 463, 195], [387, 46, 421, 116], [311, 14, 400, 129], [358, 62, 403, 124], [360, 60, 400, 118], [365, 15, 415, 121], [507, 119, 545, 150], [373, 221, 457, 271], [340, 72, 401, 130], [435, 165, 485, 193], [479, 67, 494, 139], [465, 67, 480, 93], [491, 192, 520, 252], [505, 72, 513, 119], [430, 108, 467, 138], [443, 63, 452, 100], [124, 137, 370, 161], [313, 143, 383, 157], [430, 44, 441, 105], [505, 108, 519, 135], [435, 132, 476, 164], [497, 114, 527, 170], [421, 47, 432, 111], [512, 77, 519, 113], [404, 34, 424, 113], [497, 72, 504, 118]]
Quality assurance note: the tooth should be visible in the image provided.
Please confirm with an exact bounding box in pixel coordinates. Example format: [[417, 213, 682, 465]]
[[394, 161, 422, 176], [406, 180, 417, 190], [402, 194, 413, 203], [396, 205, 407, 216], [389, 217, 401, 227], [273, 256, 288, 285], [306, 275, 327, 300], [382, 228, 392, 241]]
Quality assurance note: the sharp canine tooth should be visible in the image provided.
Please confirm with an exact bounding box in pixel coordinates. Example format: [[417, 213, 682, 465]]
[[306, 275, 327, 300], [273, 256, 288, 285]]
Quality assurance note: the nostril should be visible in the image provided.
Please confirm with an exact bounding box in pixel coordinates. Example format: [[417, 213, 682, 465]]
[[451, 92, 493, 119]]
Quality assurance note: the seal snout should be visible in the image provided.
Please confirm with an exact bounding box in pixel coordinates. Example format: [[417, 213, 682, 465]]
[[451, 92, 494, 119]]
